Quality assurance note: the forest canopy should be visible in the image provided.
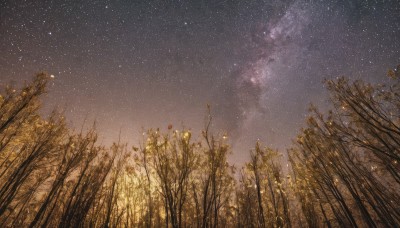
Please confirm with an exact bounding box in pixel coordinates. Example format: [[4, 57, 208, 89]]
[[0, 66, 399, 227]]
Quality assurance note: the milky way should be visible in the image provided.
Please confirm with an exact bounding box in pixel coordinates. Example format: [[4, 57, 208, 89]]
[[1, 0, 399, 163]]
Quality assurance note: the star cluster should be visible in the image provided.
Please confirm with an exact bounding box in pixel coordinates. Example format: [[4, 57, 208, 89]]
[[1, 0, 399, 162]]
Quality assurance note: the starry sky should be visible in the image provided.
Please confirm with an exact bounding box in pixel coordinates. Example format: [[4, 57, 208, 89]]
[[1, 0, 399, 163]]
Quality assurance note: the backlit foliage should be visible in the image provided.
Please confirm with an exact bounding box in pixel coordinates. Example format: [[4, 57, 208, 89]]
[[0, 66, 399, 227]]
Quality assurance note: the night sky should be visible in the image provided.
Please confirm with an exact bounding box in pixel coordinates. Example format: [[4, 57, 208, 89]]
[[1, 0, 399, 163]]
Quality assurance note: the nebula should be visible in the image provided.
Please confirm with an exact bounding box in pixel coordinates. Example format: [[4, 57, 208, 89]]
[[234, 1, 312, 134], [1, 0, 398, 163]]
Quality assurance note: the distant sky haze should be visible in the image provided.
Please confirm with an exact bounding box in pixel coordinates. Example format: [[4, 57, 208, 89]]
[[1, 0, 399, 163]]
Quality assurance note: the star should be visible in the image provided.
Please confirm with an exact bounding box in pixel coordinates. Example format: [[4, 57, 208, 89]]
[[0, 0, 398, 163]]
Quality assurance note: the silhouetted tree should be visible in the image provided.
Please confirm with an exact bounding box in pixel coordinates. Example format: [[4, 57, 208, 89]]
[[0, 65, 399, 227], [192, 108, 236, 228], [290, 68, 400, 227], [237, 143, 292, 228]]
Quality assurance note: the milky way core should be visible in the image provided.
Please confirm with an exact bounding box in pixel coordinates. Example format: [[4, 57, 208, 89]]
[[1, 0, 399, 163]]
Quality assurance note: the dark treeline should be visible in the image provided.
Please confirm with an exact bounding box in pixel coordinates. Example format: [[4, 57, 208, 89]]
[[0, 66, 399, 227]]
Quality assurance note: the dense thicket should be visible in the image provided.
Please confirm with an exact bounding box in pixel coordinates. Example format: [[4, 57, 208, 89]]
[[0, 66, 398, 227]]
